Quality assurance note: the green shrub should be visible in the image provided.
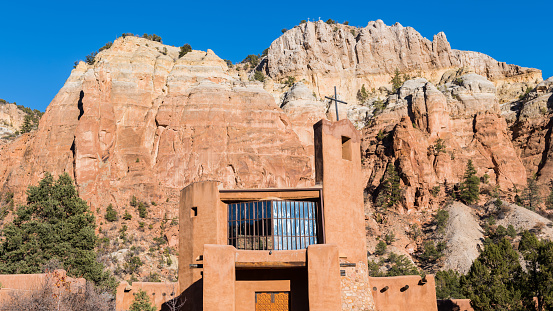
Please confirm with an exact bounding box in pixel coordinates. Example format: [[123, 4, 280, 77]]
[[99, 41, 113, 52], [129, 289, 155, 311], [300, 20, 306, 24], [375, 241, 387, 256], [434, 209, 449, 234], [507, 225, 517, 238], [420, 240, 445, 264], [105, 204, 117, 222], [384, 232, 395, 245], [284, 76, 296, 87], [242, 54, 260, 67], [281, 28, 287, 33], [124, 254, 143, 275], [130, 195, 138, 207], [119, 225, 127, 240], [142, 33, 162, 43], [431, 185, 441, 197], [409, 224, 422, 240], [179, 44, 192, 58], [325, 19, 335, 24], [85, 52, 97, 65], [369, 252, 419, 277], [254, 71, 265, 82], [123, 210, 132, 220], [138, 202, 148, 218]]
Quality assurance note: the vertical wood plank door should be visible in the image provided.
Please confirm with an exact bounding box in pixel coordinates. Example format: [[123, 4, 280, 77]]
[[255, 292, 290, 311]]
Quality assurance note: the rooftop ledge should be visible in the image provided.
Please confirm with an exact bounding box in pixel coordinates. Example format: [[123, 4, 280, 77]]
[[219, 187, 322, 201], [235, 249, 307, 269]]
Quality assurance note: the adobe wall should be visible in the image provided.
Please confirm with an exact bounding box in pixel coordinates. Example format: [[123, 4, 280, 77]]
[[179, 180, 226, 310], [314, 119, 375, 311], [0, 270, 86, 306], [307, 244, 341, 311], [369, 275, 438, 311], [115, 281, 179, 311], [314, 119, 366, 263]]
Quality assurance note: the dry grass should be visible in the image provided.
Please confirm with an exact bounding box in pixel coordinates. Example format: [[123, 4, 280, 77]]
[[1, 274, 113, 311]]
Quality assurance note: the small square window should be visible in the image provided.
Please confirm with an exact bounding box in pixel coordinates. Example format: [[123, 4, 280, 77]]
[[191, 206, 197, 217], [342, 136, 352, 161]]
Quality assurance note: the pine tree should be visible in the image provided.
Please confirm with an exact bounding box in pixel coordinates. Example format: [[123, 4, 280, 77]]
[[105, 203, 117, 222], [390, 68, 403, 93], [20, 114, 33, 133], [357, 84, 369, 102], [375, 163, 401, 209], [518, 231, 553, 311], [461, 238, 524, 311], [459, 160, 480, 205], [522, 175, 542, 211], [374, 241, 387, 256], [129, 289, 156, 311], [435, 269, 466, 299], [0, 173, 116, 291], [546, 181, 553, 210]]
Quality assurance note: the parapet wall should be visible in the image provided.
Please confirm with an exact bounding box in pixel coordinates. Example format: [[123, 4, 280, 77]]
[[369, 275, 438, 311], [115, 281, 179, 311], [0, 270, 86, 306]]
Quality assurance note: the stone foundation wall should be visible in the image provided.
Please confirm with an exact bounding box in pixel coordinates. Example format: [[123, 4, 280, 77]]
[[340, 260, 375, 311]]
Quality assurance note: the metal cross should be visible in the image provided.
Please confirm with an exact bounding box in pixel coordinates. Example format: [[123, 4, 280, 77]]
[[325, 86, 348, 121]]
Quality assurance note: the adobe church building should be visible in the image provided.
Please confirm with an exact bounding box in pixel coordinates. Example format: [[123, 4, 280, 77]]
[[175, 119, 440, 311]]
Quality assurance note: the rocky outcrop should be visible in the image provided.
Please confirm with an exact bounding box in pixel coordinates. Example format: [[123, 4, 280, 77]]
[[510, 77, 553, 188], [362, 75, 527, 211], [264, 20, 542, 106], [0, 36, 313, 215], [0, 102, 26, 140]]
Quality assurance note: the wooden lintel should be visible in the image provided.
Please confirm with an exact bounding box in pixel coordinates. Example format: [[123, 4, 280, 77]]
[[235, 261, 306, 268], [220, 191, 320, 201]]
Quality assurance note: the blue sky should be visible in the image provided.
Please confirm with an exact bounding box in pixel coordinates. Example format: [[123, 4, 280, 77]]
[[1, 0, 551, 112]]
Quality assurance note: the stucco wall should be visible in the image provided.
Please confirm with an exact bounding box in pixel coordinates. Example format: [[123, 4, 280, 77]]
[[369, 275, 438, 311], [0, 270, 86, 306]]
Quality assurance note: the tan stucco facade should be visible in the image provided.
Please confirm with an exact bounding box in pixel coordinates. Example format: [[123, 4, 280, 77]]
[[169, 119, 440, 311], [370, 275, 438, 311]]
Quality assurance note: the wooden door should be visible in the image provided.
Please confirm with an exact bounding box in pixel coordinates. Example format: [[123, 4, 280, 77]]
[[255, 292, 290, 311]]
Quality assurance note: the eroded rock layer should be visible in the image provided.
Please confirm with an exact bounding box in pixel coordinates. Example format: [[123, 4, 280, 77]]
[[0, 36, 313, 213], [264, 20, 542, 105]]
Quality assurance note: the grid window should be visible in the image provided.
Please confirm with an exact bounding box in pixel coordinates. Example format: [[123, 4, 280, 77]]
[[228, 200, 319, 250]]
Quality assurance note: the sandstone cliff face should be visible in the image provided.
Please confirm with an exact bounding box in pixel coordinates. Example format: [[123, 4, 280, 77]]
[[0, 102, 26, 140], [362, 74, 527, 211], [0, 36, 313, 215], [264, 20, 542, 106], [510, 77, 553, 188]]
